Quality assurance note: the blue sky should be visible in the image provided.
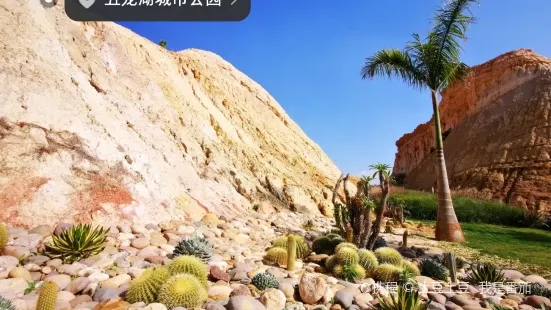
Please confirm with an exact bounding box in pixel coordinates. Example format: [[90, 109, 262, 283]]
[[120, 0, 551, 175]]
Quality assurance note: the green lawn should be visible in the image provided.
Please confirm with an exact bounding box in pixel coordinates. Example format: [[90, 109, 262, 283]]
[[417, 220, 551, 268]]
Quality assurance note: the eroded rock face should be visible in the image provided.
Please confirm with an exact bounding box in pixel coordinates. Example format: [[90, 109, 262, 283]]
[[0, 0, 341, 227], [394, 49, 551, 212]]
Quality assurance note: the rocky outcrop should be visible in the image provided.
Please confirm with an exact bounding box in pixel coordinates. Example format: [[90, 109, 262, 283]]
[[0, 0, 341, 227], [394, 49, 551, 211]]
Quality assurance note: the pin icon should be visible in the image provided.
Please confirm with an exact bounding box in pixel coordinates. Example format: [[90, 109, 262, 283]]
[[79, 0, 96, 9]]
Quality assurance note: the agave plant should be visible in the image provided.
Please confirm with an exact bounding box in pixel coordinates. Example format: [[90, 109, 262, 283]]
[[173, 236, 213, 263], [464, 263, 504, 285], [44, 224, 109, 263], [376, 285, 430, 310]]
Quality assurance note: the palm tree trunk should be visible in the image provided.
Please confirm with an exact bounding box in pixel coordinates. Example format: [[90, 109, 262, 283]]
[[431, 90, 465, 242]]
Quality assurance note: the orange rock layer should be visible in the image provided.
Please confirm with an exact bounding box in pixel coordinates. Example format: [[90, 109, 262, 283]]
[[394, 49, 551, 211]]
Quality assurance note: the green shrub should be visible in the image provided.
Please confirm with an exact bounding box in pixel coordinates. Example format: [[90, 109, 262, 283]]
[[44, 224, 108, 263], [390, 190, 527, 226], [173, 236, 213, 263]]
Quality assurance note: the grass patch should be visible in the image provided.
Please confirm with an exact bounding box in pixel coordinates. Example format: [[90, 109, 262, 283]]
[[390, 189, 527, 226], [413, 220, 551, 279]]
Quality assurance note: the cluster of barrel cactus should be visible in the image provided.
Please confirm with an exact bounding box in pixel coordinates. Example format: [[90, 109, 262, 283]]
[[325, 244, 421, 283], [312, 233, 345, 255], [264, 234, 310, 270], [126, 255, 208, 308]]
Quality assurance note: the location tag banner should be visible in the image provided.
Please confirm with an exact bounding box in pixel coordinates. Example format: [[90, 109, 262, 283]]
[[65, 0, 250, 21]]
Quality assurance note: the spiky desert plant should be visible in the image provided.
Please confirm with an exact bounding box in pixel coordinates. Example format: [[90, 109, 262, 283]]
[[342, 264, 366, 281], [168, 255, 208, 287], [157, 274, 207, 309], [376, 285, 429, 310], [325, 255, 337, 271], [525, 283, 551, 298], [173, 235, 212, 263], [374, 247, 403, 266], [273, 235, 310, 259], [0, 222, 8, 252], [36, 281, 58, 310], [373, 264, 402, 282], [312, 236, 334, 255], [443, 252, 457, 283], [419, 259, 448, 281], [251, 272, 279, 291], [325, 233, 343, 240], [335, 242, 358, 253], [464, 263, 504, 285], [403, 230, 409, 248], [264, 247, 288, 266], [335, 247, 359, 265], [0, 295, 15, 310], [358, 249, 378, 273], [332, 264, 344, 278], [287, 234, 296, 271], [402, 260, 421, 276], [373, 236, 387, 250], [44, 224, 108, 264], [125, 266, 169, 304]]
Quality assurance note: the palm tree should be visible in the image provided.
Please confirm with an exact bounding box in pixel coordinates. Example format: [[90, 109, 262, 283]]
[[361, 0, 478, 242]]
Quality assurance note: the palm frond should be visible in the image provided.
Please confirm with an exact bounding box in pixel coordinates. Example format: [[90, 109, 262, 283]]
[[361, 49, 427, 90], [438, 61, 470, 91], [430, 0, 478, 90]]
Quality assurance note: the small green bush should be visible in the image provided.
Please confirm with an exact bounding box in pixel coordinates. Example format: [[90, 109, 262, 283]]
[[390, 190, 527, 226]]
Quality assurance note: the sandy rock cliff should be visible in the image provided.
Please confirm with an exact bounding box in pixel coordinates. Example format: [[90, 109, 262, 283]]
[[0, 0, 342, 227], [394, 49, 551, 211]]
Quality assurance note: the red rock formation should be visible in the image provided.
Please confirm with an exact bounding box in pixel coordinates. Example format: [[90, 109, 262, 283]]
[[394, 49, 551, 211]]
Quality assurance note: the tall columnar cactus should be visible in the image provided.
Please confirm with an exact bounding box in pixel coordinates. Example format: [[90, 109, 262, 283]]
[[36, 281, 58, 310], [125, 266, 170, 304], [0, 222, 8, 251], [287, 234, 296, 271], [157, 274, 207, 309], [273, 235, 310, 259], [403, 230, 409, 248]]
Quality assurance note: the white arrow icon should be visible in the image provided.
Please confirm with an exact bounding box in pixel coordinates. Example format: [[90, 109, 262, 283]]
[[79, 0, 96, 9]]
